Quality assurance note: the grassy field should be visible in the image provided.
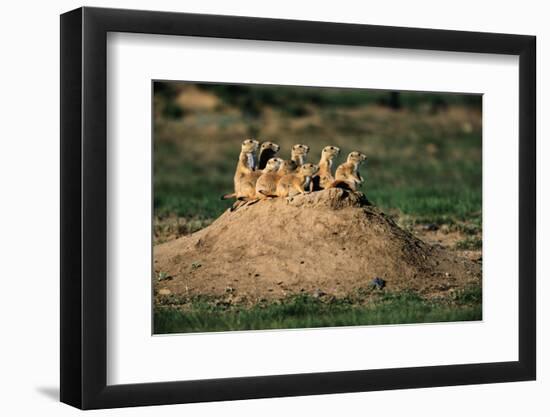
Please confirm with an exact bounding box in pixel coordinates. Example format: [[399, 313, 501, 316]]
[[153, 82, 482, 333], [155, 286, 482, 334]]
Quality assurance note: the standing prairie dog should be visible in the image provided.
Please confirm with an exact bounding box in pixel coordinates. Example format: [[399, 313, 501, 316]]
[[333, 151, 367, 191], [232, 142, 281, 201], [312, 145, 340, 191], [255, 157, 284, 199], [221, 139, 259, 200], [237, 142, 280, 199], [290, 144, 309, 166], [257, 141, 280, 170], [277, 163, 319, 198], [279, 144, 309, 175]]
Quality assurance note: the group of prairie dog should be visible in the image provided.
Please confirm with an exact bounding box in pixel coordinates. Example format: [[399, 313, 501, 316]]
[[222, 139, 367, 202]]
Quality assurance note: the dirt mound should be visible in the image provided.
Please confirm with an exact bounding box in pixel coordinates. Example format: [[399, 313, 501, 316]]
[[154, 189, 480, 303]]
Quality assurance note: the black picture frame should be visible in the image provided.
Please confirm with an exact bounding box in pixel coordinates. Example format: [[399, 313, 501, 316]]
[[60, 6, 536, 410]]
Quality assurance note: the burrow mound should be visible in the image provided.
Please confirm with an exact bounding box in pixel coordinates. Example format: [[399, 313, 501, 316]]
[[154, 189, 481, 302]]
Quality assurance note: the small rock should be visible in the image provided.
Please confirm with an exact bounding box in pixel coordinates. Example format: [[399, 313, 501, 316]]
[[158, 288, 171, 296], [254, 273, 260, 277], [157, 272, 170, 281], [423, 223, 439, 231], [370, 277, 386, 290], [312, 289, 326, 298]]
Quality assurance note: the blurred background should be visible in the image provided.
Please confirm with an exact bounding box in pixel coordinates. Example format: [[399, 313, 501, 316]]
[[153, 81, 482, 253]]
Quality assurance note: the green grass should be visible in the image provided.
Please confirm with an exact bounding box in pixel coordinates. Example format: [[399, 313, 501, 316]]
[[455, 236, 483, 250], [153, 83, 482, 225], [154, 290, 482, 334]]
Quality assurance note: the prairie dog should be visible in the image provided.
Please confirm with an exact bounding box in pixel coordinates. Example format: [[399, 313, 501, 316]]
[[312, 145, 340, 190], [257, 141, 280, 170], [222, 139, 259, 200], [277, 163, 319, 198], [255, 157, 284, 199], [234, 146, 282, 200], [279, 144, 309, 175], [333, 151, 367, 191], [290, 144, 310, 166], [236, 139, 259, 175]]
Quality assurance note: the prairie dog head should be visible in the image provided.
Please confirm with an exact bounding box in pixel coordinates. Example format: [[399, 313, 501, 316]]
[[291, 144, 310, 160], [347, 151, 367, 165], [263, 157, 283, 173], [321, 145, 340, 160], [259, 141, 280, 154], [299, 163, 319, 177], [241, 139, 259, 153]]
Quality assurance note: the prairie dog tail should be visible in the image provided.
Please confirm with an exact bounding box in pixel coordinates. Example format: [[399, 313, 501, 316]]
[[258, 189, 278, 198], [220, 192, 236, 200], [330, 180, 355, 191]]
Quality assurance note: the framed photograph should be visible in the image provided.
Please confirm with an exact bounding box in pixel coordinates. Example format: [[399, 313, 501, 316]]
[[60, 6, 536, 409]]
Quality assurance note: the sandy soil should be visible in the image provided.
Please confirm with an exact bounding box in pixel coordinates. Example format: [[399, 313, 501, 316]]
[[154, 189, 481, 304]]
